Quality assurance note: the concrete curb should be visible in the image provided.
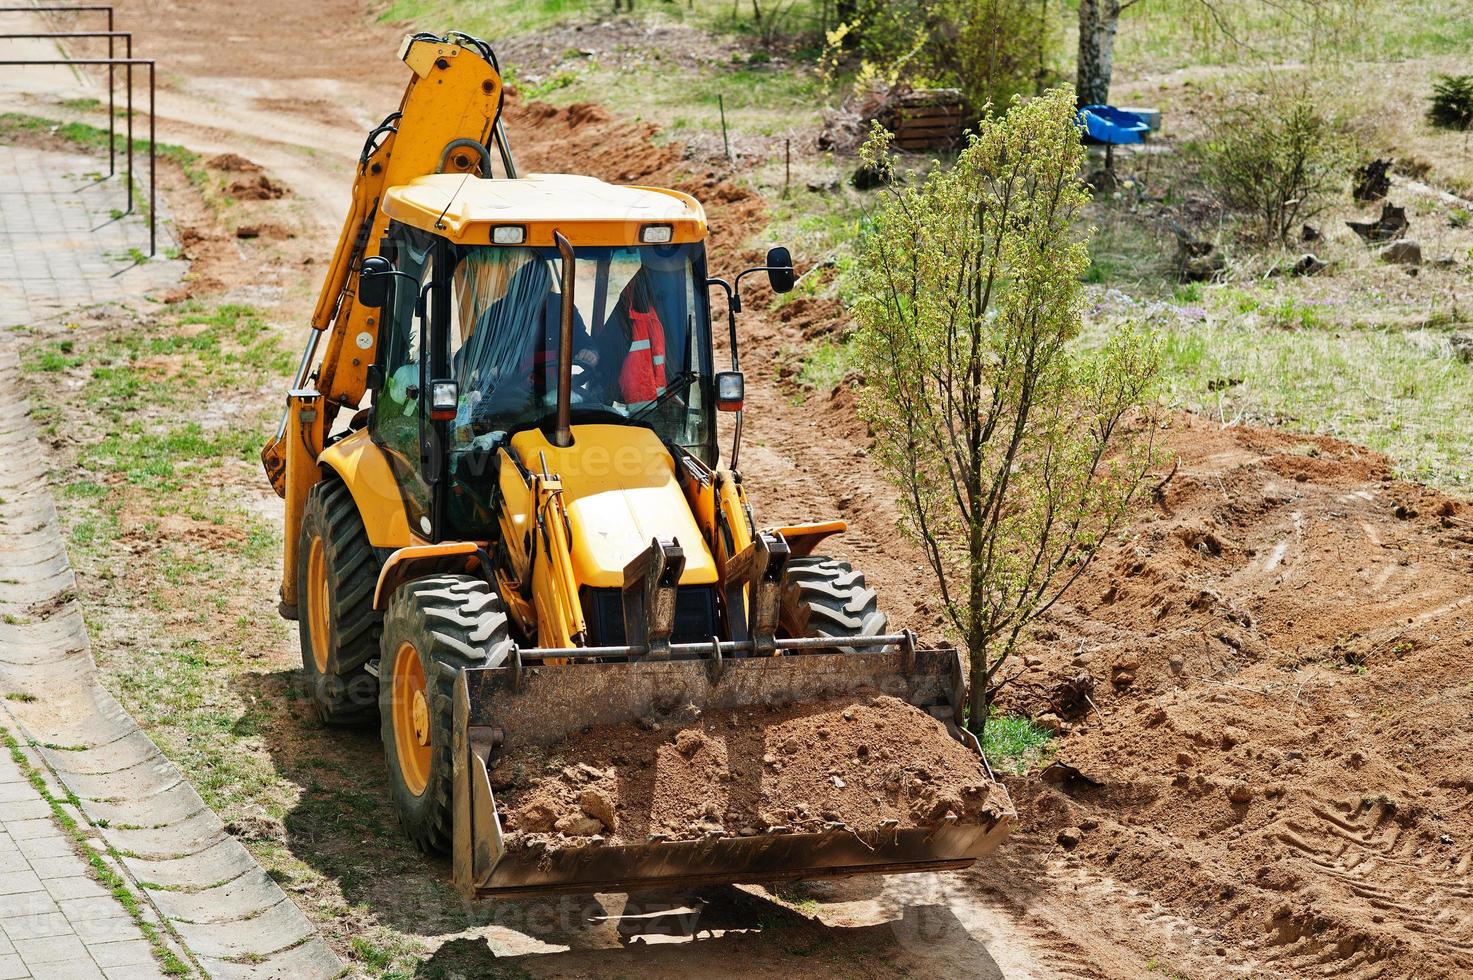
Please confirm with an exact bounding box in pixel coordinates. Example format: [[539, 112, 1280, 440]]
[[0, 350, 344, 979]]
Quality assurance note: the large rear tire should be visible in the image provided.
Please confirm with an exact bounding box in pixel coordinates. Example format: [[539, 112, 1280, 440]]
[[779, 556, 888, 654], [297, 477, 381, 725], [379, 575, 512, 854]]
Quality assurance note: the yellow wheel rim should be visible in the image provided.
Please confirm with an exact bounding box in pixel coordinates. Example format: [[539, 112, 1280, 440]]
[[306, 536, 331, 674], [392, 642, 431, 797]]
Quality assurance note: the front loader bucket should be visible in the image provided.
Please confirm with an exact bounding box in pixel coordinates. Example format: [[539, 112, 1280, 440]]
[[450, 647, 1015, 898]]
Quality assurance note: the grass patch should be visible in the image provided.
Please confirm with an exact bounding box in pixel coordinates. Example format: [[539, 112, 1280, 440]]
[[1112, 0, 1473, 74], [795, 337, 855, 396], [0, 111, 202, 183], [381, 0, 831, 43], [1147, 317, 1473, 490], [981, 713, 1054, 775]]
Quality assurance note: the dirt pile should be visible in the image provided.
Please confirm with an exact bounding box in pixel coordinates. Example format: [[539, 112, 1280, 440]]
[[503, 98, 766, 269], [492, 695, 1002, 850], [985, 415, 1473, 979]]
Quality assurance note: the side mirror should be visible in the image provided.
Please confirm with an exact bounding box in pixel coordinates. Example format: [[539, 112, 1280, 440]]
[[358, 255, 394, 308], [715, 371, 744, 412], [766, 246, 795, 294]]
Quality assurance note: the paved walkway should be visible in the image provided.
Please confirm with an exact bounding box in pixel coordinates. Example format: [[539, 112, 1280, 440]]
[[0, 749, 166, 979], [0, 142, 342, 978], [0, 144, 184, 330]]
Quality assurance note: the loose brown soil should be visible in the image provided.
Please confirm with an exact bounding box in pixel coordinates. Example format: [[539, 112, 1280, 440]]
[[983, 415, 1473, 978], [495, 696, 1001, 848]]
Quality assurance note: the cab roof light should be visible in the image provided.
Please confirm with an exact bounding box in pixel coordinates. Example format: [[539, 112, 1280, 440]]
[[491, 224, 526, 245], [640, 223, 674, 244]]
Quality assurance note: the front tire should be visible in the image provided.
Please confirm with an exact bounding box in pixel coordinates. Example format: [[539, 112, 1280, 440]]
[[379, 575, 512, 854], [779, 556, 888, 654], [297, 477, 381, 725]]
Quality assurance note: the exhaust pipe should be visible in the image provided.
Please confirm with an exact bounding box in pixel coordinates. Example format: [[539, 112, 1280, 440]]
[[552, 230, 575, 448]]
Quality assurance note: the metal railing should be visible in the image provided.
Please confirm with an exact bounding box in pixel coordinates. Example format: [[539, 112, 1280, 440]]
[[0, 6, 117, 172], [0, 56, 155, 255], [0, 7, 159, 255]]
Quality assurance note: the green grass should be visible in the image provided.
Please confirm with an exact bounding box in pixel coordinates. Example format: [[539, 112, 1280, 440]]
[[0, 111, 201, 177], [1145, 317, 1473, 490], [980, 713, 1055, 775], [1110, 0, 1473, 75], [0, 111, 212, 212], [381, 0, 831, 43], [795, 337, 855, 396]]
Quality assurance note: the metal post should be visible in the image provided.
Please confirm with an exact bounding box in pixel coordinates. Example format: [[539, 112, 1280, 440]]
[[148, 62, 154, 256], [106, 6, 112, 175], [718, 93, 732, 163], [125, 59, 132, 210]]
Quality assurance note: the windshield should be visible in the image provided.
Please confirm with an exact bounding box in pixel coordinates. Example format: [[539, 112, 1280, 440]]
[[447, 242, 712, 458]]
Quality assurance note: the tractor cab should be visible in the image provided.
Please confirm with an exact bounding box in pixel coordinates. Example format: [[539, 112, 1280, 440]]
[[355, 171, 794, 643]]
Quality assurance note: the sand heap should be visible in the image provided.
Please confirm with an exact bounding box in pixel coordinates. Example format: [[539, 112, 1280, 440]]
[[490, 695, 1003, 851]]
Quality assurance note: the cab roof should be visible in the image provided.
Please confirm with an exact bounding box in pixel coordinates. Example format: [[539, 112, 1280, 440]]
[[380, 173, 708, 247]]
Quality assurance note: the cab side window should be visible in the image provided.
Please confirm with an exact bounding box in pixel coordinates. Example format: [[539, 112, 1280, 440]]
[[373, 229, 434, 527]]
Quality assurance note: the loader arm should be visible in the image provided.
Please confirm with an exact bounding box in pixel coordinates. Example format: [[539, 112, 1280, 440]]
[[262, 33, 509, 608]]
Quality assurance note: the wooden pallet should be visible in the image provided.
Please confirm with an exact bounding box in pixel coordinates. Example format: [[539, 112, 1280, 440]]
[[891, 89, 966, 151]]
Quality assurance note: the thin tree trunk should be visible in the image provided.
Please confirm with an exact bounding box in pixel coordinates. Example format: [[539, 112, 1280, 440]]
[[1076, 0, 1120, 107], [968, 633, 989, 735]]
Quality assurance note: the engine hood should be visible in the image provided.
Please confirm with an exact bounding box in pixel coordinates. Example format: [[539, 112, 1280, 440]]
[[508, 425, 718, 589]]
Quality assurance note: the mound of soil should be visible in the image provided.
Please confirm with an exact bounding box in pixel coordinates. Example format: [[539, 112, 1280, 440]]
[[227, 173, 286, 200], [206, 152, 262, 173], [492, 695, 1003, 850], [987, 415, 1473, 978]]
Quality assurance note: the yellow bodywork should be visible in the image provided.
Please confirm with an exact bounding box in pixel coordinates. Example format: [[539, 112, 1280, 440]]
[[318, 429, 417, 549]]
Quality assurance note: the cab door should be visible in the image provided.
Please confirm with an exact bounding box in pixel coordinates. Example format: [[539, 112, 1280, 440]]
[[370, 225, 436, 536]]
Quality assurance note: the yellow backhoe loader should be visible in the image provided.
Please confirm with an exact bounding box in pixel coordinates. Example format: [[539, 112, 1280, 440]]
[[261, 31, 1013, 897]]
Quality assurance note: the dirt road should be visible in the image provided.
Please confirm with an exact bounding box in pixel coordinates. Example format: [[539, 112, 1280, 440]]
[[28, 2, 1473, 977]]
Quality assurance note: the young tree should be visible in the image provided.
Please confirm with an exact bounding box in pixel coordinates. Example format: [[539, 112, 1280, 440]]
[[852, 88, 1159, 734], [1195, 83, 1349, 243]]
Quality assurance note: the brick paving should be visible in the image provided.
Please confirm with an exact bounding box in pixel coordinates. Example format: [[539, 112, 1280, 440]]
[[0, 142, 343, 977], [0, 753, 164, 980], [0, 144, 184, 330]]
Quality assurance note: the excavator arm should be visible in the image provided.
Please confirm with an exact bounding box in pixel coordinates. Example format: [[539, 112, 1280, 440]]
[[262, 33, 510, 610]]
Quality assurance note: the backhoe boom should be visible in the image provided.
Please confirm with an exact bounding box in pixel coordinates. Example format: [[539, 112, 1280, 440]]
[[262, 33, 508, 609]]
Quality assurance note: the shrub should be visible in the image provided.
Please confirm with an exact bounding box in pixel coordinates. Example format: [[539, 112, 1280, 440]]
[[1196, 86, 1351, 244], [1428, 74, 1473, 131], [826, 0, 1051, 112]]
